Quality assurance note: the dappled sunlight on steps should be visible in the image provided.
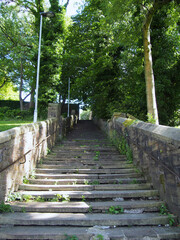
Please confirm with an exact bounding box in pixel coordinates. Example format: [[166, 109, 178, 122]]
[[0, 120, 180, 239]]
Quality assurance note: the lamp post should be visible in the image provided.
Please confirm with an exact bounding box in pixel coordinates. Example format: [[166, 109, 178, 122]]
[[67, 78, 70, 117], [33, 11, 55, 123]]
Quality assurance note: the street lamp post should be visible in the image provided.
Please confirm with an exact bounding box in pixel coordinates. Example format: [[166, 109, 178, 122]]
[[67, 78, 70, 117], [33, 11, 55, 123]]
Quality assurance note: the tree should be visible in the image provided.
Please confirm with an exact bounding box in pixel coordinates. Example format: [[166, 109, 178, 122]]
[[0, 2, 37, 109], [99, 0, 179, 124]]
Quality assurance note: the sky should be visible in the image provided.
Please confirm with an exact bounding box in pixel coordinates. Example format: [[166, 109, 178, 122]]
[[65, 0, 85, 16]]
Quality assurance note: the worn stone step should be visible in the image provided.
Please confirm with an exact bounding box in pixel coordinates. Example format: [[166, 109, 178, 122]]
[[34, 172, 142, 179], [42, 159, 127, 165], [16, 189, 159, 200], [53, 150, 120, 156], [89, 200, 164, 213], [0, 212, 176, 227], [29, 178, 146, 185], [62, 140, 110, 144], [53, 148, 119, 153], [11, 201, 89, 213], [10, 200, 164, 213], [35, 168, 136, 175], [19, 183, 152, 191], [54, 154, 124, 160], [38, 162, 133, 169], [54, 146, 118, 151], [44, 155, 127, 161], [1, 226, 180, 240]]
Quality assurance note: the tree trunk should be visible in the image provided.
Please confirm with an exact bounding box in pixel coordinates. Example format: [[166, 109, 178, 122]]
[[19, 59, 24, 111], [143, 6, 159, 124]]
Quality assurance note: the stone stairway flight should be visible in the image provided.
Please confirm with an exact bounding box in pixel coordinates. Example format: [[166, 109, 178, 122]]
[[0, 120, 180, 239]]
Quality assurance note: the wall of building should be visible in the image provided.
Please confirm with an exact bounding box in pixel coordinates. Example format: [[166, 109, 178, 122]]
[[95, 115, 180, 218]]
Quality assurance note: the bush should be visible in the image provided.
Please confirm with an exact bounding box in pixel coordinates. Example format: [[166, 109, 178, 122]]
[[0, 107, 34, 121], [80, 110, 91, 120]]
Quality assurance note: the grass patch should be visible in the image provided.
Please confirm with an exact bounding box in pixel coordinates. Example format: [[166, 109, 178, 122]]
[[0, 120, 32, 132]]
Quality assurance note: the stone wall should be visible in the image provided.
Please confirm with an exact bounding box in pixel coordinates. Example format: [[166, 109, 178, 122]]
[[0, 103, 77, 202], [0, 118, 59, 201], [95, 116, 180, 218]]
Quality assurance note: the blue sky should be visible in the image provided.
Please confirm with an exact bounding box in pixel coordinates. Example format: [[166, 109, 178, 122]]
[[61, 0, 85, 16]]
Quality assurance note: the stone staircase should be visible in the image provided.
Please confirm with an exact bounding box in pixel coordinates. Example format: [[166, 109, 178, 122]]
[[0, 121, 180, 239]]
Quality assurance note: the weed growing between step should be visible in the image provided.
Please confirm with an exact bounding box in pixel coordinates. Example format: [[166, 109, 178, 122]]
[[82, 195, 86, 202], [7, 193, 71, 203], [130, 179, 138, 184], [108, 206, 124, 214], [23, 176, 29, 184], [64, 234, 79, 240], [109, 130, 133, 163], [159, 204, 176, 226], [93, 151, 100, 161], [93, 234, 104, 240], [0, 202, 13, 213], [47, 148, 51, 154], [84, 180, 100, 185]]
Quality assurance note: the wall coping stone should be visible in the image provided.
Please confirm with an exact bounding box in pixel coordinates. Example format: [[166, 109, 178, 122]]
[[0, 119, 57, 144], [116, 117, 180, 146]]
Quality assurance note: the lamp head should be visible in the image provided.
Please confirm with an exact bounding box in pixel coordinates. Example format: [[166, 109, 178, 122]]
[[40, 11, 55, 18]]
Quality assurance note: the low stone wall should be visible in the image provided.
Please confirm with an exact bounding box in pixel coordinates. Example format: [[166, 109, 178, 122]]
[[0, 103, 77, 202], [0, 118, 59, 202], [95, 116, 180, 218]]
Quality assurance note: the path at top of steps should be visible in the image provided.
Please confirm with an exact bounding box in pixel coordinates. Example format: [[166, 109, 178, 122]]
[[0, 120, 180, 240]]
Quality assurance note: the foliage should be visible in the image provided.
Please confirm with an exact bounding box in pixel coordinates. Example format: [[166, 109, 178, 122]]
[[0, 106, 34, 120], [147, 113, 156, 124], [23, 176, 29, 184], [0, 202, 12, 213], [159, 204, 176, 226], [81, 195, 86, 202], [64, 234, 79, 240], [0, 82, 19, 100], [93, 235, 104, 240], [93, 151, 100, 161], [62, 0, 180, 125], [108, 205, 124, 214], [110, 130, 133, 163], [7, 192, 23, 202], [80, 110, 91, 120], [51, 194, 71, 202], [35, 196, 45, 202], [159, 204, 168, 215]]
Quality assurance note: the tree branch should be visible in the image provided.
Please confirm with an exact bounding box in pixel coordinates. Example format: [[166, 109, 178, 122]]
[[64, 0, 70, 9], [23, 90, 33, 101]]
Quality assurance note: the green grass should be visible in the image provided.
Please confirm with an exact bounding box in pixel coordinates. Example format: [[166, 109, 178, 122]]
[[0, 120, 32, 132]]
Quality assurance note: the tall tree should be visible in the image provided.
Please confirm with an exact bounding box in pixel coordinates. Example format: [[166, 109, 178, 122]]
[[100, 0, 179, 124]]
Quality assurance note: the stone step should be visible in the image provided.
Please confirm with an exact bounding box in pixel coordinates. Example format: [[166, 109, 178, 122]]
[[54, 154, 124, 160], [45, 155, 127, 161], [62, 140, 110, 144], [35, 168, 136, 174], [38, 162, 133, 169], [29, 178, 146, 185], [16, 189, 159, 200], [10, 200, 164, 213], [19, 183, 152, 191], [42, 159, 127, 164], [1, 226, 180, 240], [34, 172, 142, 179], [53, 150, 120, 155], [0, 212, 176, 227], [11, 201, 89, 213], [53, 146, 118, 151]]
